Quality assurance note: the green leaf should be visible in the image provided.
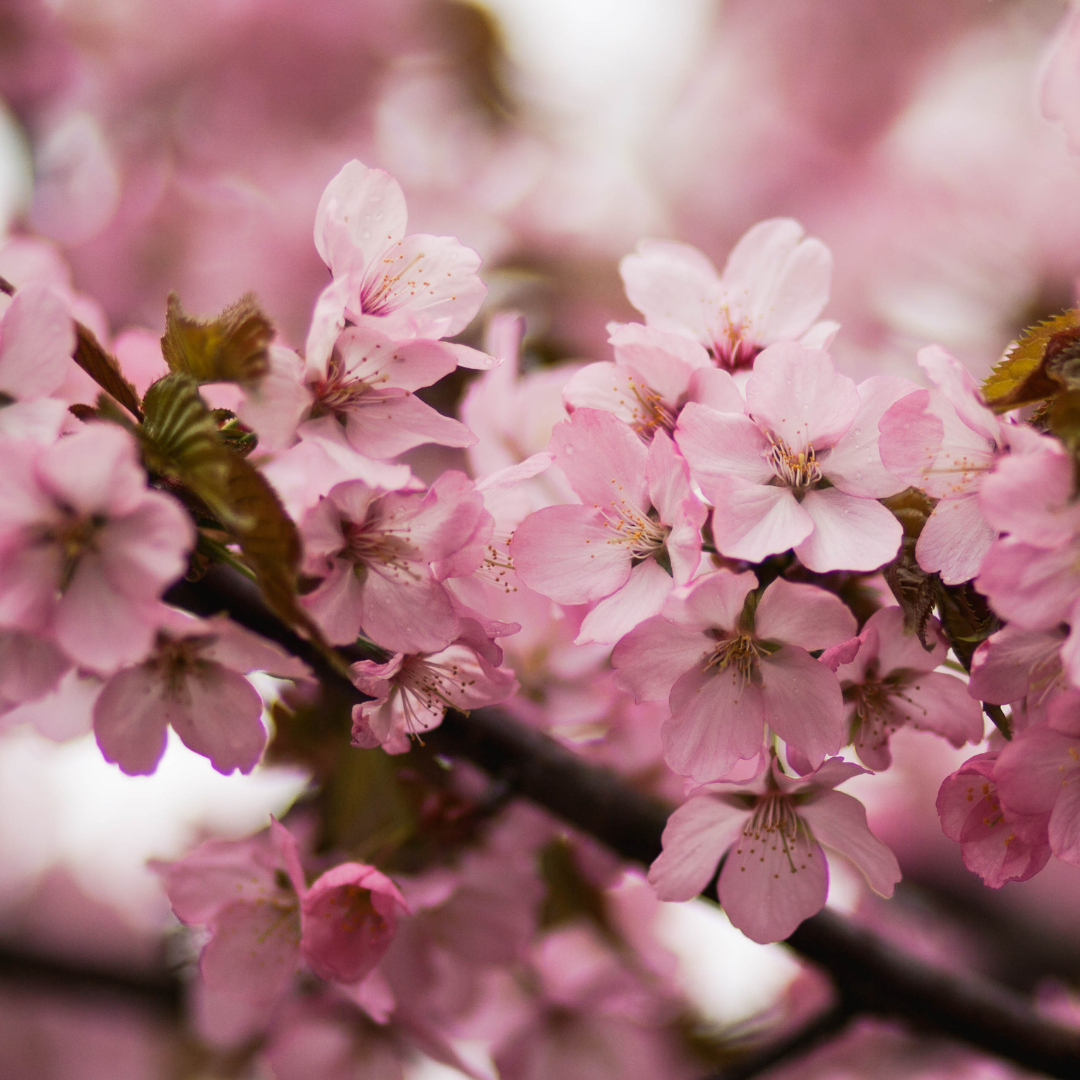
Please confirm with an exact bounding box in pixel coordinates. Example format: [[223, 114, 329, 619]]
[[982, 309, 1080, 414], [161, 292, 273, 385], [72, 323, 143, 420], [139, 372, 322, 642]]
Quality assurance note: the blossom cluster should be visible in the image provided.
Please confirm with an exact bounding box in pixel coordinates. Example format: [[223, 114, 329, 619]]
[[3, 154, 1080, 1077]]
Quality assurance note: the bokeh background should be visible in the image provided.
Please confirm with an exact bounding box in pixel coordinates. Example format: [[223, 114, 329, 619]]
[[3, 1, 1080, 1076]]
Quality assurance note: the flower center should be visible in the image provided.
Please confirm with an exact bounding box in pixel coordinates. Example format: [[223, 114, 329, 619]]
[[360, 248, 426, 316], [767, 436, 821, 492], [705, 632, 762, 685], [342, 519, 419, 581], [392, 654, 475, 738], [311, 353, 374, 418], [600, 501, 670, 563], [737, 794, 812, 874], [625, 376, 678, 440], [34, 511, 106, 591]]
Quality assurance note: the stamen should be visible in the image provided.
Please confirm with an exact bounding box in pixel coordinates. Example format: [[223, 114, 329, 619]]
[[767, 436, 822, 491]]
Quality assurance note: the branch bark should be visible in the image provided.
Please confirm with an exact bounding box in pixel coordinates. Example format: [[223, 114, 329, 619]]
[[166, 567, 1080, 1080]]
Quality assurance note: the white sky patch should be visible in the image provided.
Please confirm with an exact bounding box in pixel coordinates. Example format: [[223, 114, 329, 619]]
[[0, 726, 309, 929], [654, 897, 802, 1027], [0, 103, 32, 235]]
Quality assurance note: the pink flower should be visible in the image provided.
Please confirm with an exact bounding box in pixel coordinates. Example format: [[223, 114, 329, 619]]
[[878, 346, 1010, 584], [562, 323, 743, 441], [612, 570, 856, 782], [308, 160, 490, 366], [994, 693, 1080, 868], [968, 624, 1068, 729], [619, 219, 837, 371], [299, 472, 490, 653], [239, 325, 477, 459], [93, 610, 310, 776], [937, 752, 1051, 889], [824, 607, 983, 771], [0, 424, 194, 671], [161, 819, 408, 1001], [648, 758, 900, 943], [510, 409, 706, 644], [675, 343, 907, 572], [350, 639, 518, 754]]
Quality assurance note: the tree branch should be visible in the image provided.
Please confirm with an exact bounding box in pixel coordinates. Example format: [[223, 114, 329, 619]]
[[166, 567, 1080, 1080]]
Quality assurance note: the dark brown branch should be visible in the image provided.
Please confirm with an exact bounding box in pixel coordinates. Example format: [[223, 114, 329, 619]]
[[166, 566, 1080, 1080]]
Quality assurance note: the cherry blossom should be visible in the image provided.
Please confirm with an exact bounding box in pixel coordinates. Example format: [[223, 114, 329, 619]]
[[239, 325, 477, 459], [162, 819, 408, 1001], [612, 570, 856, 782], [823, 607, 983, 770], [350, 639, 518, 754], [562, 323, 743, 440], [0, 424, 194, 671], [994, 693, 1080, 868], [878, 345, 1016, 584], [93, 610, 310, 776], [619, 219, 837, 372], [675, 342, 907, 572], [648, 757, 900, 943], [299, 472, 490, 653], [308, 159, 490, 368], [937, 752, 1051, 888], [510, 408, 705, 644]]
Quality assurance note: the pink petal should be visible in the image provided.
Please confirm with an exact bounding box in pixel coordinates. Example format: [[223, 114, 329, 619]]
[[759, 646, 844, 768], [359, 571, 459, 655], [722, 219, 832, 345], [38, 424, 146, 517], [236, 345, 312, 452], [878, 389, 943, 490], [745, 343, 860, 453], [98, 490, 194, 600], [968, 625, 1064, 705], [611, 616, 710, 702], [680, 569, 759, 634], [995, 725, 1078, 815], [824, 375, 917, 498], [895, 672, 984, 747], [93, 665, 171, 775], [200, 900, 300, 1000], [871, 606, 946, 675], [55, 556, 159, 671], [0, 284, 74, 400], [687, 366, 745, 413], [576, 558, 674, 644], [795, 487, 902, 573], [550, 407, 649, 510], [314, 161, 407, 276], [675, 403, 772, 484], [754, 578, 856, 650], [718, 816, 827, 944], [167, 665, 267, 775], [344, 390, 475, 458], [336, 326, 459, 392], [620, 239, 722, 346], [918, 345, 999, 444], [1049, 778, 1080, 865], [799, 790, 900, 897], [706, 475, 813, 562], [352, 233, 486, 342], [915, 493, 995, 585], [647, 795, 747, 901], [511, 505, 631, 606], [977, 540, 1080, 629], [664, 666, 766, 782]]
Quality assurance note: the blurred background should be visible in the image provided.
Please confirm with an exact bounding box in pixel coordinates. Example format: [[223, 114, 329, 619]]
[[4, 0, 1080, 1076]]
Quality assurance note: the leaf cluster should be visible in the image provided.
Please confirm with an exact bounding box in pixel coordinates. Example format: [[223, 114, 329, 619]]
[[70, 294, 324, 648]]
